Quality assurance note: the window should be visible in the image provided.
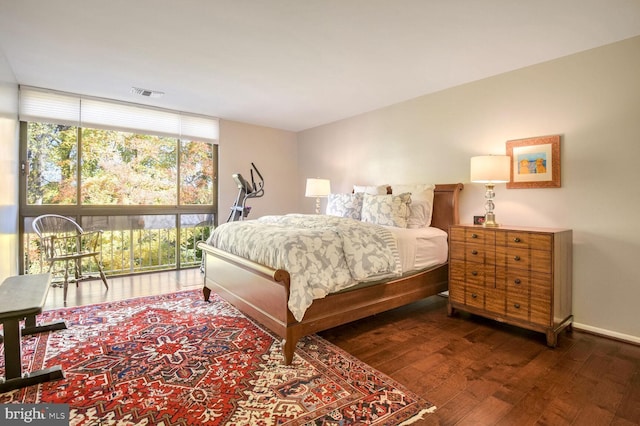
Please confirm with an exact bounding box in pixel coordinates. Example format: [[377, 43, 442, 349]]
[[25, 123, 78, 205], [180, 140, 215, 205], [19, 87, 218, 275], [80, 128, 178, 205]]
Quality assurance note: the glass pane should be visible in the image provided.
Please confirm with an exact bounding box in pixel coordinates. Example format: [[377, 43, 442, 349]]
[[23, 215, 101, 280], [23, 216, 46, 274], [180, 214, 214, 267], [26, 122, 78, 205], [180, 140, 214, 205], [81, 215, 177, 274], [81, 128, 178, 205]]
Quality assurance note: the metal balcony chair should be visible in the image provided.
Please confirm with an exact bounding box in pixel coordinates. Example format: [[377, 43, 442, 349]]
[[32, 214, 109, 301]]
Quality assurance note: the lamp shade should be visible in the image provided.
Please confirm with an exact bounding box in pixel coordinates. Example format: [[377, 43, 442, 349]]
[[305, 178, 331, 197], [470, 155, 510, 183]]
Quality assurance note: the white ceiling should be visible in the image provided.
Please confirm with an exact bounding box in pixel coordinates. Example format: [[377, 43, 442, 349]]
[[1, 1, 640, 132]]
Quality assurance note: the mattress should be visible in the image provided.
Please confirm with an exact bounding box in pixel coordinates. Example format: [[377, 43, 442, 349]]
[[384, 225, 448, 273]]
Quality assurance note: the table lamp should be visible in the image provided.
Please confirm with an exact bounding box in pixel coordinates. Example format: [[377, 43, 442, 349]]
[[470, 155, 510, 227], [305, 178, 331, 214]]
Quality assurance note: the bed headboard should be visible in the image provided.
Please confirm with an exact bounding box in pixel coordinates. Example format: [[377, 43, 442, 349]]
[[431, 183, 464, 233]]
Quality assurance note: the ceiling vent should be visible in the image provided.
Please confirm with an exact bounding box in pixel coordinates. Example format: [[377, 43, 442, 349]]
[[130, 87, 164, 98]]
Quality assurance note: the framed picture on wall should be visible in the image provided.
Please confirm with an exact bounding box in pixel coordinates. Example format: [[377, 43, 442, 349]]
[[506, 135, 561, 189]]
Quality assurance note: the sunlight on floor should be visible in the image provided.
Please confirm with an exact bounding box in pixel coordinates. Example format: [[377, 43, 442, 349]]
[[44, 268, 204, 310]]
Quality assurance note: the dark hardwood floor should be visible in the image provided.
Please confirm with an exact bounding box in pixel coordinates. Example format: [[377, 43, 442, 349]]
[[319, 296, 640, 426], [44, 273, 640, 425]]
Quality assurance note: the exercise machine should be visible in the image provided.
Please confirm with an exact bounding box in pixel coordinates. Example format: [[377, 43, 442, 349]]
[[227, 162, 264, 222]]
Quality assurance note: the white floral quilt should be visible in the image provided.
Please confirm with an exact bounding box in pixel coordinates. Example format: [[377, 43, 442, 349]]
[[206, 214, 402, 321]]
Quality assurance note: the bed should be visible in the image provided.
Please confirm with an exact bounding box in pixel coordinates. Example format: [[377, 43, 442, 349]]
[[197, 183, 463, 364]]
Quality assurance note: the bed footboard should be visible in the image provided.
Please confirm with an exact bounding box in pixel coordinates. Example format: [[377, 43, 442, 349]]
[[198, 243, 301, 362], [198, 242, 449, 364]]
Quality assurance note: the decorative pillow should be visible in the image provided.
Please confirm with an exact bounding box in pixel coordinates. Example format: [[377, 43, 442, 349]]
[[391, 184, 435, 227], [353, 184, 389, 195], [402, 199, 428, 228], [326, 193, 364, 219], [361, 193, 412, 228]]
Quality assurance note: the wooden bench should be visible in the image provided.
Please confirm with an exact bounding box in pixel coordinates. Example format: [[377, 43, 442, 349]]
[[0, 273, 67, 392]]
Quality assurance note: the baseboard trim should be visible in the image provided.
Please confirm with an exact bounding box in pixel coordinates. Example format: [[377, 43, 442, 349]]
[[573, 322, 640, 346]]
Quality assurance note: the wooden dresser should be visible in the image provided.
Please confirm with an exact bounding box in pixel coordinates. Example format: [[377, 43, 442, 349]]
[[448, 224, 573, 346]]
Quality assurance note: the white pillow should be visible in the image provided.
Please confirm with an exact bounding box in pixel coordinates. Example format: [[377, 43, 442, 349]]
[[392, 184, 435, 227], [326, 193, 364, 219], [353, 184, 389, 195], [403, 199, 429, 228], [361, 193, 412, 228]]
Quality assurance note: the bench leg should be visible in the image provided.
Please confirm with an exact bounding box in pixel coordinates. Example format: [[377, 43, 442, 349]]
[[0, 318, 65, 393], [0, 366, 64, 393], [1, 316, 67, 342], [2, 318, 22, 380], [22, 314, 67, 335]]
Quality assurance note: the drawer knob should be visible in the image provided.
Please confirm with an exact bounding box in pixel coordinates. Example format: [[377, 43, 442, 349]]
[[471, 233, 478, 239], [514, 279, 521, 285], [514, 303, 521, 309], [471, 250, 478, 255], [514, 255, 521, 261], [513, 237, 521, 243], [471, 271, 478, 276], [471, 293, 478, 299]]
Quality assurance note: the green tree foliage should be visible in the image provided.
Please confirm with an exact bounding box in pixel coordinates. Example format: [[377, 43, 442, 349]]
[[81, 129, 178, 205], [180, 140, 214, 205], [27, 123, 77, 204]]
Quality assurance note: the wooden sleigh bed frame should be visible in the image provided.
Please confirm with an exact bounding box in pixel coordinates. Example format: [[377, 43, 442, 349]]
[[198, 183, 463, 364]]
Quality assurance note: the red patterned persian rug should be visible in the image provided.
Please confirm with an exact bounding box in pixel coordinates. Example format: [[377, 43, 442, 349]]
[[1, 289, 435, 425]]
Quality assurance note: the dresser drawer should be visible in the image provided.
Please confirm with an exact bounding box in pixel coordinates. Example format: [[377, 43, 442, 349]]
[[506, 275, 529, 298], [464, 242, 491, 263], [496, 246, 552, 274], [506, 294, 529, 322], [514, 232, 552, 251], [496, 246, 530, 269], [465, 283, 484, 309], [465, 228, 493, 244], [496, 231, 552, 251], [497, 267, 530, 293], [465, 263, 492, 285]]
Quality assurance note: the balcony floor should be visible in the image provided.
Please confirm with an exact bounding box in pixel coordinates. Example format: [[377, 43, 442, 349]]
[[43, 268, 204, 310]]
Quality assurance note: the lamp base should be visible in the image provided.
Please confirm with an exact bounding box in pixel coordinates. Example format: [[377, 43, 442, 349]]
[[482, 212, 500, 227]]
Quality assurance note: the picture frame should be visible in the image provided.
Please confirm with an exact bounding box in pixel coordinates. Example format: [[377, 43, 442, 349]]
[[473, 215, 485, 225], [506, 135, 561, 189]]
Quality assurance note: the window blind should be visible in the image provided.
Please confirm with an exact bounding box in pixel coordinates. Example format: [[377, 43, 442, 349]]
[[19, 86, 219, 142]]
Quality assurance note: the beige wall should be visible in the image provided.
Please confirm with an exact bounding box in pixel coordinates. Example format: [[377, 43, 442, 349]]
[[297, 36, 640, 343], [0, 51, 19, 282], [218, 120, 298, 222]]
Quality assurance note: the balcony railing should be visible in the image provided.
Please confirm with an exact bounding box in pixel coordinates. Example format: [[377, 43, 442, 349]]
[[24, 214, 213, 276]]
